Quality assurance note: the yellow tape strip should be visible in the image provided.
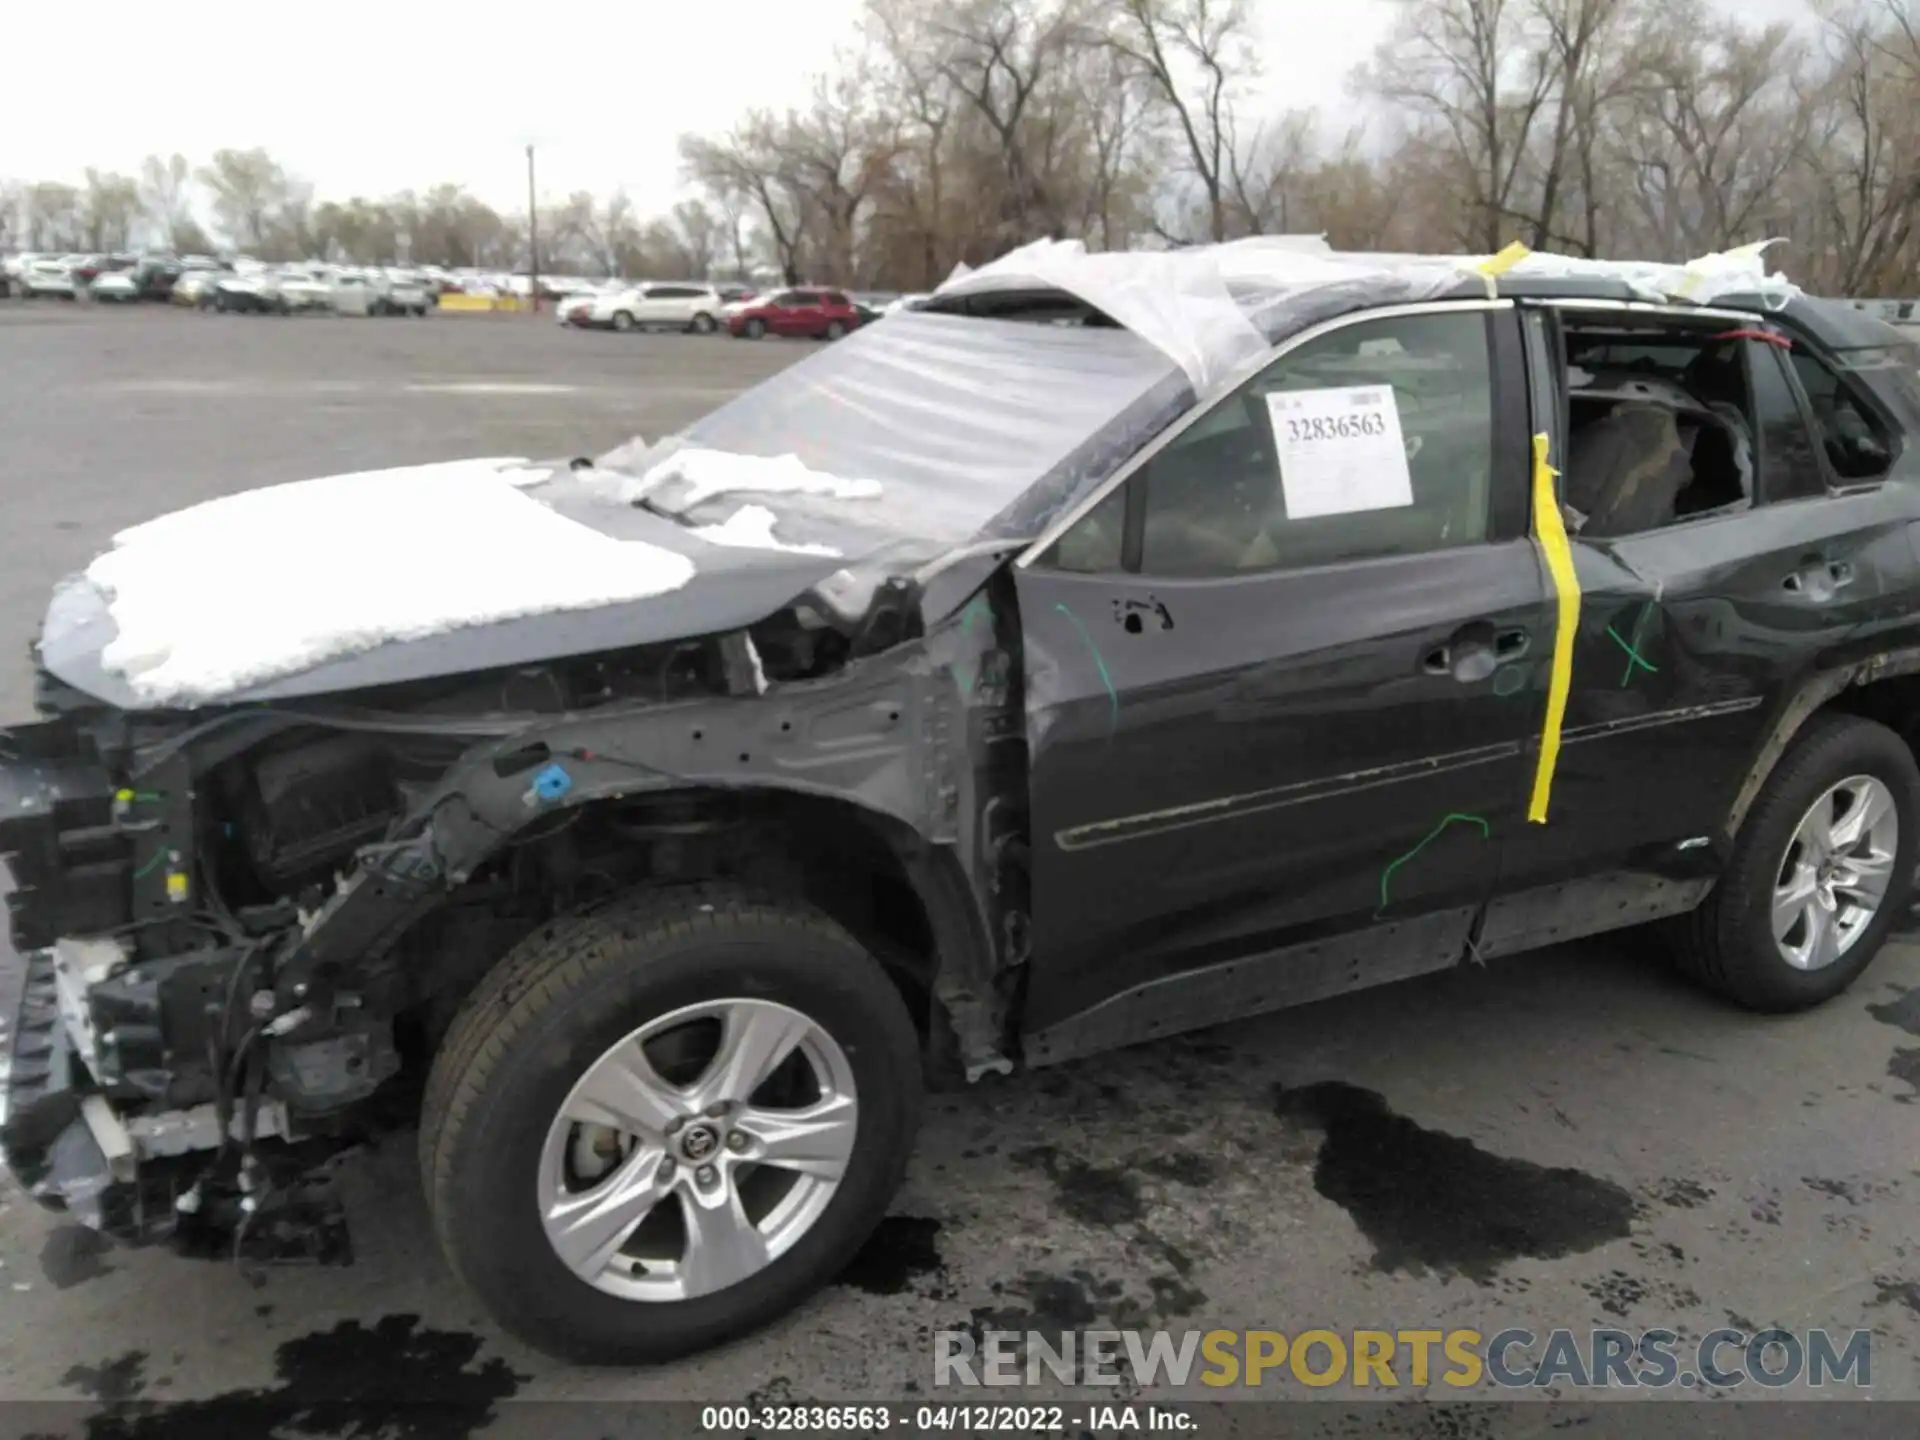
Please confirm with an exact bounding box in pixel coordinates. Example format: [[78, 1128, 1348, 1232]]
[[1477, 240, 1532, 277], [1527, 431, 1580, 824]]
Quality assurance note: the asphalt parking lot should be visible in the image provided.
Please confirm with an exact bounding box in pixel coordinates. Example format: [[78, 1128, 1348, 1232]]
[[1, 303, 1919, 1433]]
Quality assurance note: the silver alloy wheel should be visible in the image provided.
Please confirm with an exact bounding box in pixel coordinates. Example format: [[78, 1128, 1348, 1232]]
[[1772, 773, 1899, 971], [538, 998, 859, 1302]]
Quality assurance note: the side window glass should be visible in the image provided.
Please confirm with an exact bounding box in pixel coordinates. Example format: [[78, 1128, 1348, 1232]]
[[1790, 350, 1895, 481], [1041, 485, 1126, 573], [1136, 311, 1495, 576], [1750, 344, 1827, 502]]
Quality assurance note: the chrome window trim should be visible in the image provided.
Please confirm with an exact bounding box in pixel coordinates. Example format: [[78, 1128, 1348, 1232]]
[[1014, 297, 1515, 570], [1530, 296, 1765, 324]]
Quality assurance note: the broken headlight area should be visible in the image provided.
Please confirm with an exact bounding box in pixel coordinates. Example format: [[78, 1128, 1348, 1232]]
[[0, 629, 867, 1260], [0, 709, 441, 1258]]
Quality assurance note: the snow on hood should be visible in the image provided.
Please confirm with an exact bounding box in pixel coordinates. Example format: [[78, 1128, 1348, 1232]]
[[621, 447, 884, 508], [81, 456, 695, 707], [691, 504, 841, 557]]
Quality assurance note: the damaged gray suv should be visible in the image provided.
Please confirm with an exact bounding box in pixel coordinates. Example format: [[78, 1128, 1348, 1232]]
[[8, 239, 1920, 1363]]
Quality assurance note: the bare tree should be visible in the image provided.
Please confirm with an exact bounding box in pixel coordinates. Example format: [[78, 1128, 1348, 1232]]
[[25, 182, 82, 250], [197, 148, 292, 253], [1105, 0, 1258, 242], [682, 115, 813, 282], [138, 153, 198, 249], [670, 198, 723, 279], [80, 169, 140, 251]]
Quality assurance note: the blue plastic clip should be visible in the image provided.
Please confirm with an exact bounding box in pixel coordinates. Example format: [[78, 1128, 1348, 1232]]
[[528, 763, 574, 805]]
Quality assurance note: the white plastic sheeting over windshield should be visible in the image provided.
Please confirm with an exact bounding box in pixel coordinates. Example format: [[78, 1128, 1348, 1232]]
[[596, 311, 1181, 549], [932, 236, 1799, 391]]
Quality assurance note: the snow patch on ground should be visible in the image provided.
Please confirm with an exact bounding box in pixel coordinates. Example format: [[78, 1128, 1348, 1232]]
[[622, 447, 883, 507], [86, 456, 693, 706], [690, 504, 841, 557]]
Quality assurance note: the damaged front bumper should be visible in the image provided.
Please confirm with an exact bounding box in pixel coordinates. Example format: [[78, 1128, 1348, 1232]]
[[0, 724, 366, 1252]]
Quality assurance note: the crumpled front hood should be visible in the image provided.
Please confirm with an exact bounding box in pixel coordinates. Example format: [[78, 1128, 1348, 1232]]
[[38, 456, 904, 713]]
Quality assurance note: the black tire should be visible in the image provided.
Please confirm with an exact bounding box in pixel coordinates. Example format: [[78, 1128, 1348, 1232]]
[[824, 320, 846, 340], [611, 310, 635, 333], [691, 311, 716, 334], [1674, 711, 1919, 1010], [421, 884, 922, 1364], [744, 317, 766, 339]]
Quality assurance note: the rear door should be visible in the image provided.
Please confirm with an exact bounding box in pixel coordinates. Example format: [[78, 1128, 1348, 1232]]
[[1496, 303, 1920, 895], [1012, 300, 1550, 1044]]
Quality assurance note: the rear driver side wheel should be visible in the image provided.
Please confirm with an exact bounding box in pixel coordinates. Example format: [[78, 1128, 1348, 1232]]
[[421, 885, 922, 1364], [691, 312, 716, 334], [1673, 712, 1918, 1010], [824, 320, 847, 340]]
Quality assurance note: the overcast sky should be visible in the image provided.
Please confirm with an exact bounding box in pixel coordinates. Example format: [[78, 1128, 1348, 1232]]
[[12, 0, 1819, 216]]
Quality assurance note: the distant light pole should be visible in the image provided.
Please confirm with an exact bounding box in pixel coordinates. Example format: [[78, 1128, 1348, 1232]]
[[525, 143, 540, 314]]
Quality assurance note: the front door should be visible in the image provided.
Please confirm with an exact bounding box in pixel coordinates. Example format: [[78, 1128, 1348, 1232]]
[[1013, 301, 1550, 1040]]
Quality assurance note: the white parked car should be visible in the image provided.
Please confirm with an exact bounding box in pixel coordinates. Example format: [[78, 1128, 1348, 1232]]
[[18, 260, 78, 299], [555, 288, 602, 326], [276, 272, 335, 313], [332, 270, 431, 317], [89, 271, 140, 303], [586, 282, 727, 334]]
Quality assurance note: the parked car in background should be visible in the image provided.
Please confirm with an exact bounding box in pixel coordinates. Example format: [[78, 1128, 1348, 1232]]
[[850, 291, 899, 324], [211, 272, 285, 313], [588, 282, 729, 334], [555, 288, 603, 326], [883, 293, 929, 316], [332, 269, 431, 316], [170, 271, 218, 308], [277, 271, 335, 313], [89, 271, 140, 303], [17, 259, 78, 299], [726, 287, 862, 340]]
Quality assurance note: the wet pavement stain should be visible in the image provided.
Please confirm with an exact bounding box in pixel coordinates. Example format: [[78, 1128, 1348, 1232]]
[[1136, 1152, 1218, 1187], [1869, 986, 1920, 1035], [1873, 1276, 1920, 1318], [836, 1216, 947, 1297], [1580, 1269, 1703, 1319], [1648, 1177, 1715, 1209], [76, 1315, 522, 1440], [61, 1353, 148, 1404], [1011, 1145, 1143, 1226], [39, 1225, 113, 1289], [966, 1264, 1210, 1377], [1890, 1048, 1920, 1103], [1273, 1081, 1636, 1282]]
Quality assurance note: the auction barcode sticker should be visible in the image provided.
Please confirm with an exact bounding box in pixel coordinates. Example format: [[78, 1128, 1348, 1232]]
[[1264, 385, 1415, 519]]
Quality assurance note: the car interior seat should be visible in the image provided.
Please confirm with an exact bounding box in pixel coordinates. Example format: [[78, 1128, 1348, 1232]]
[[1563, 402, 1692, 536]]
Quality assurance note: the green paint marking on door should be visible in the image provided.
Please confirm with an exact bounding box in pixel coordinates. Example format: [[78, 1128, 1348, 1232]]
[[1378, 812, 1492, 912], [1608, 602, 1659, 686]]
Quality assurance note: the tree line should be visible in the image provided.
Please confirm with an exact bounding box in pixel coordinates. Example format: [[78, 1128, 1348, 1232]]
[[7, 0, 1920, 296]]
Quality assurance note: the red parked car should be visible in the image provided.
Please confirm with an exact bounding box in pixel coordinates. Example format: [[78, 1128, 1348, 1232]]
[[726, 287, 861, 340]]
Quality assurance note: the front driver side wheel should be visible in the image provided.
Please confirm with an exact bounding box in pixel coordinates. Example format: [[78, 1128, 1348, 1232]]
[[1673, 711, 1919, 1010], [612, 310, 635, 333], [421, 885, 921, 1364], [743, 318, 766, 339]]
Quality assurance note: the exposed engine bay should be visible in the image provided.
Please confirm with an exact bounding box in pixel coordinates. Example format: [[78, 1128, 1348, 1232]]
[[0, 572, 1028, 1260]]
